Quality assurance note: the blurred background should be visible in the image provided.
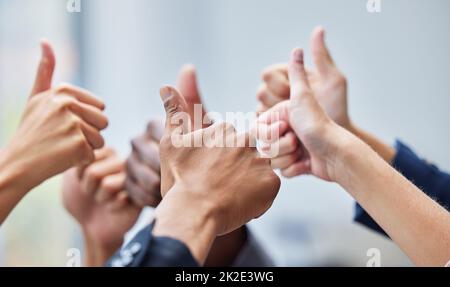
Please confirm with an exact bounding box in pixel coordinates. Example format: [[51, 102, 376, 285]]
[[1, 0, 449, 266]]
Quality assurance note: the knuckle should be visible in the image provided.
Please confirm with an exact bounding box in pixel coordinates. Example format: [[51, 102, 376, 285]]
[[99, 178, 115, 193], [56, 97, 76, 111], [281, 170, 293, 178], [75, 135, 91, 159], [70, 116, 82, 129], [55, 84, 72, 94], [160, 134, 171, 146], [66, 116, 82, 134], [280, 84, 290, 97], [130, 137, 142, 151], [261, 68, 274, 82], [335, 73, 347, 86], [86, 167, 101, 182], [159, 135, 173, 153], [147, 118, 162, 133], [256, 88, 266, 102], [102, 146, 115, 156], [288, 134, 299, 148]]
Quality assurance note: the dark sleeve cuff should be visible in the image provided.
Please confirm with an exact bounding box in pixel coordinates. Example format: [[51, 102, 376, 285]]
[[392, 141, 450, 205], [106, 223, 199, 267], [354, 140, 450, 235]]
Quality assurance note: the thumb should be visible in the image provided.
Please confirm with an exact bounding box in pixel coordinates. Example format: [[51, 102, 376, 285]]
[[288, 48, 313, 105], [159, 86, 190, 135], [31, 40, 55, 97], [288, 48, 329, 136], [177, 64, 209, 129], [177, 64, 202, 106], [310, 26, 334, 75]]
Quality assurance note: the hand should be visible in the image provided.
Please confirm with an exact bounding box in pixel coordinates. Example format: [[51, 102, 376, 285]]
[[125, 65, 206, 207], [256, 48, 349, 182], [127, 66, 251, 266], [63, 147, 141, 266], [2, 41, 108, 192], [258, 27, 349, 126], [257, 28, 349, 176], [259, 49, 450, 267], [258, 27, 394, 175], [0, 41, 108, 223], [153, 86, 281, 264], [126, 118, 164, 207]]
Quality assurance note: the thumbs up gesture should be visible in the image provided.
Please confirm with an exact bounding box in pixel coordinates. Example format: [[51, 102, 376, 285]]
[[256, 27, 352, 178], [255, 48, 351, 182], [157, 84, 281, 232], [2, 41, 108, 193]]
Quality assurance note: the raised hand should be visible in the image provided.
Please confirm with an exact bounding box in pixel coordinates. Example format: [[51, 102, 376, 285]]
[[126, 66, 254, 266], [258, 48, 450, 267], [153, 85, 280, 264], [126, 118, 163, 207], [258, 27, 349, 126], [63, 147, 141, 266], [256, 48, 348, 181], [125, 65, 206, 207], [5, 41, 107, 188], [257, 28, 350, 176], [0, 41, 108, 223]]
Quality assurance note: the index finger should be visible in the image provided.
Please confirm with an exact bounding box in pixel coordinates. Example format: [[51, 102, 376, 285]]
[[54, 84, 105, 110]]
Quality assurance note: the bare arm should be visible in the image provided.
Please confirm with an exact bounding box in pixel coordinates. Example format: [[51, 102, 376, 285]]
[[257, 47, 450, 266], [336, 132, 450, 266]]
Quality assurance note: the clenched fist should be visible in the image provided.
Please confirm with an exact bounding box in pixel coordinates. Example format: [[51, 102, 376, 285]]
[[63, 147, 141, 266], [153, 86, 281, 264]]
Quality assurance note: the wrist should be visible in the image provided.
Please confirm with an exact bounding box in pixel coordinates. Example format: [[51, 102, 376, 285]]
[[0, 144, 42, 193], [333, 131, 378, 191], [82, 227, 123, 267], [0, 148, 32, 199], [82, 228, 122, 267], [345, 122, 396, 164], [153, 183, 218, 265], [311, 122, 355, 182], [345, 120, 358, 136]]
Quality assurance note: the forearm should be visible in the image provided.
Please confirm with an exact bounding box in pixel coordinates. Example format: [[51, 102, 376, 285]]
[[82, 230, 122, 267], [153, 185, 217, 265], [336, 132, 450, 266], [0, 151, 31, 224], [348, 123, 396, 164]]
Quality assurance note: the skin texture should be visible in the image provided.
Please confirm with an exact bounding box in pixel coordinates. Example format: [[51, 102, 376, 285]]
[[126, 65, 250, 266], [0, 41, 107, 224], [62, 147, 141, 266], [257, 27, 395, 177], [256, 47, 450, 266], [152, 85, 281, 265]]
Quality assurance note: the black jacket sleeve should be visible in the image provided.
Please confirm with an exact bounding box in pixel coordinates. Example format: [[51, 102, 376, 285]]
[[106, 223, 199, 267]]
